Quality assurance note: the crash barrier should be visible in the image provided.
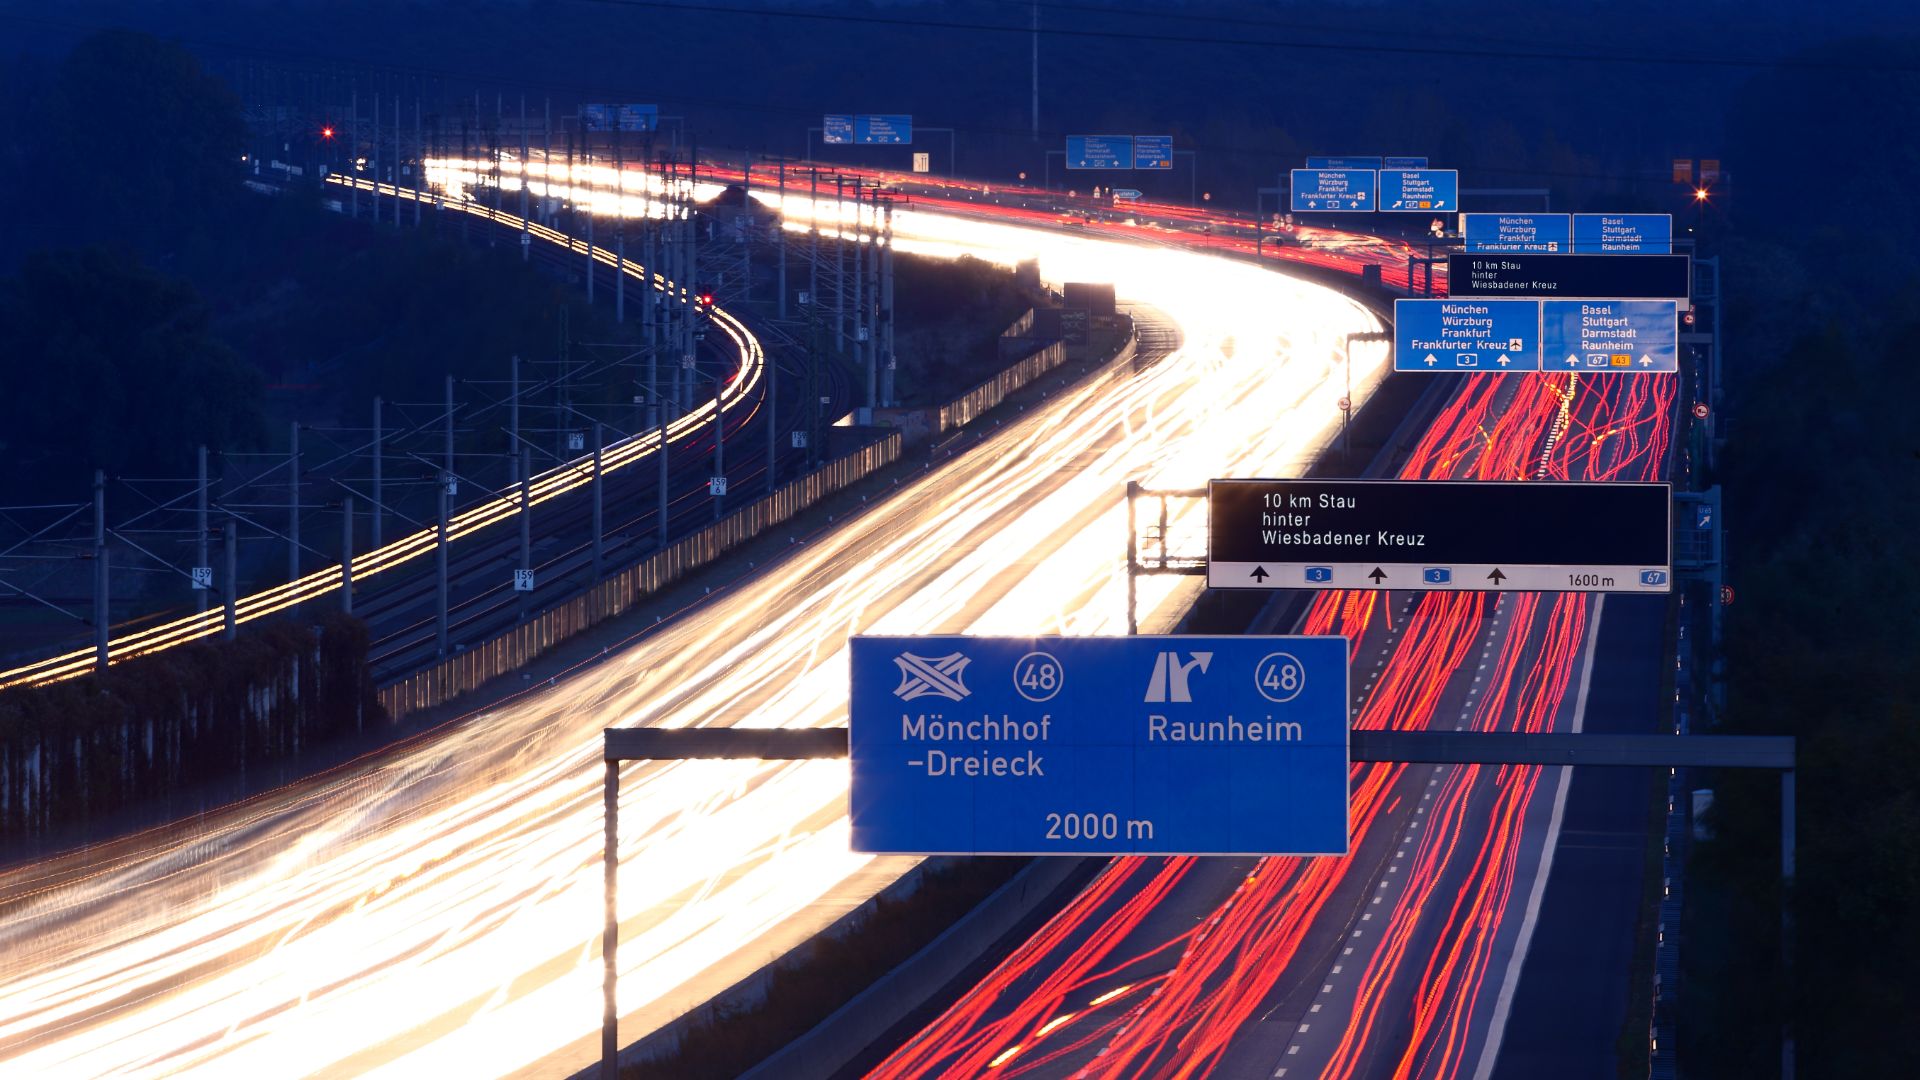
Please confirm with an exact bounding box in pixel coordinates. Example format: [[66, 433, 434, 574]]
[[378, 435, 901, 722]]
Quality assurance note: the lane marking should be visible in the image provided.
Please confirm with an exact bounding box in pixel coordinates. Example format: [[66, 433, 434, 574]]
[[1470, 594, 1606, 1080]]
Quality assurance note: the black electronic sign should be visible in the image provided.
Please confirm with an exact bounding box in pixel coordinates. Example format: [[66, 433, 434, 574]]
[[1208, 479, 1672, 593], [1446, 253, 1691, 304]]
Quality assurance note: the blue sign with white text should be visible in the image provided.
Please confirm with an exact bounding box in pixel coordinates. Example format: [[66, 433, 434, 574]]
[[1134, 135, 1175, 170], [1572, 214, 1673, 254], [1384, 156, 1430, 169], [1067, 135, 1134, 169], [823, 114, 855, 144], [1292, 168, 1377, 212], [583, 104, 655, 132], [1380, 169, 1458, 212], [1463, 214, 1572, 253], [850, 635, 1351, 855], [1395, 298, 1541, 371], [1541, 299, 1679, 372], [855, 114, 913, 144], [1307, 156, 1384, 170]]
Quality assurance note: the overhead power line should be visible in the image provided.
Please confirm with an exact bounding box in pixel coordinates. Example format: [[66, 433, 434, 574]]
[[568, 0, 1920, 74]]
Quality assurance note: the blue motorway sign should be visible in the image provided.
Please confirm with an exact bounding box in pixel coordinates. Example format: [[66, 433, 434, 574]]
[[616, 104, 658, 132], [584, 104, 654, 132], [1540, 299, 1679, 373], [1395, 298, 1541, 371], [1134, 135, 1175, 170], [855, 114, 913, 144], [1067, 135, 1133, 169], [1380, 168, 1458, 212], [849, 635, 1350, 855], [823, 114, 855, 145], [1572, 214, 1674, 254], [1384, 155, 1430, 169], [1292, 168, 1377, 212], [1463, 214, 1571, 253], [1306, 156, 1384, 170]]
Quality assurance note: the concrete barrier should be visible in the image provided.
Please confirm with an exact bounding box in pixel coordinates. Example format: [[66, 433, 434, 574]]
[[378, 435, 901, 722]]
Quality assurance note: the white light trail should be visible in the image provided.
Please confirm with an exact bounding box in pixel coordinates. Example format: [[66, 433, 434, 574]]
[[0, 167, 1387, 1078]]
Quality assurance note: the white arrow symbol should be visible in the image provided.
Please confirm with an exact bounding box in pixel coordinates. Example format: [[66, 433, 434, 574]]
[[1425, 353, 1440, 366], [1639, 355, 1654, 367], [1565, 355, 1580, 367], [1497, 354, 1512, 366]]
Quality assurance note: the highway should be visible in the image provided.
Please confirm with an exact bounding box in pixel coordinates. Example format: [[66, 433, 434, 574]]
[[0, 175, 1390, 1077], [867, 365, 1676, 1078]]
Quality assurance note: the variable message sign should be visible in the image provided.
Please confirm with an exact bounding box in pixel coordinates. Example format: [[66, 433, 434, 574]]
[[850, 635, 1351, 855], [1207, 479, 1672, 594], [1448, 253, 1691, 304]]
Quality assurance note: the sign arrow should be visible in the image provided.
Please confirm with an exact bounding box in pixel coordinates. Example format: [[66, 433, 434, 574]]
[[1496, 354, 1512, 367], [1564, 354, 1580, 368], [1639, 355, 1654, 367], [1487, 568, 1508, 585], [1424, 353, 1440, 367], [1250, 566, 1270, 582], [1367, 567, 1388, 585]]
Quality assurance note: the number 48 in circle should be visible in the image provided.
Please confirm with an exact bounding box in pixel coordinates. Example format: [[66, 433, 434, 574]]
[[1256, 652, 1306, 703], [1013, 651, 1063, 702]]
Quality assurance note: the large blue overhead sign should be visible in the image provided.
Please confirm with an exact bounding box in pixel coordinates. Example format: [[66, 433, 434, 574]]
[[1463, 214, 1571, 253], [824, 114, 911, 144], [1134, 135, 1175, 170], [1066, 135, 1134, 169], [1384, 156, 1430, 169], [582, 104, 658, 132], [1541, 299, 1679, 372], [1380, 168, 1458, 212], [1395, 299, 1542, 372], [1292, 168, 1376, 212], [1572, 214, 1673, 253], [850, 635, 1350, 855], [856, 114, 912, 144]]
